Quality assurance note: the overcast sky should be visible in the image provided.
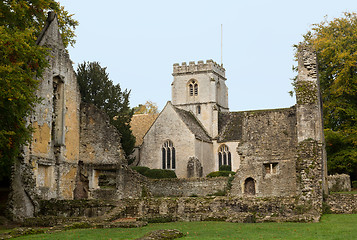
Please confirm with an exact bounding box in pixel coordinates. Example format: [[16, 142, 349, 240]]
[[59, 0, 357, 112]]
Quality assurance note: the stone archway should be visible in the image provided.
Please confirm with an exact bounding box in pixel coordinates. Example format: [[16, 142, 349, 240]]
[[187, 157, 203, 178], [244, 177, 255, 195]]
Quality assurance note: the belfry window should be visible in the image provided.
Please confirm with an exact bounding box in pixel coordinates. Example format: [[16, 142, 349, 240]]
[[162, 140, 176, 170], [218, 144, 231, 168], [188, 80, 198, 96]]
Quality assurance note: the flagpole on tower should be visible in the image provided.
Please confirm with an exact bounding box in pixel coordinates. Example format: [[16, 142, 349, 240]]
[[221, 24, 223, 66]]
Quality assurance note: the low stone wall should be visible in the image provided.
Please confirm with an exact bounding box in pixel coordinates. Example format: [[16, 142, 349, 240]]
[[38, 199, 116, 218], [38, 196, 320, 223], [328, 174, 351, 192], [148, 177, 228, 197], [327, 193, 357, 214]]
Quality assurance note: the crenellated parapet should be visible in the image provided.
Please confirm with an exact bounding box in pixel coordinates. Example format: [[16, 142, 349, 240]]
[[172, 59, 225, 78]]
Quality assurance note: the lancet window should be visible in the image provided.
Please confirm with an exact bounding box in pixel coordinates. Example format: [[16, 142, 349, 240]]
[[188, 80, 198, 96], [162, 140, 176, 169], [218, 144, 231, 168]]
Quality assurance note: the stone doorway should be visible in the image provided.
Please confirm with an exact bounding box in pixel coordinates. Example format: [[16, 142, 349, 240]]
[[244, 177, 255, 195]]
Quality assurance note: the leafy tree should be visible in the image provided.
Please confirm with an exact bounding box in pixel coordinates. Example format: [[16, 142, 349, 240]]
[[134, 100, 159, 114], [76, 62, 136, 159], [294, 12, 357, 180], [0, 1, 78, 182]]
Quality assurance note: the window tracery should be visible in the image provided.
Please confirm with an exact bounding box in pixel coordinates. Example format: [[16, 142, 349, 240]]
[[162, 140, 176, 169]]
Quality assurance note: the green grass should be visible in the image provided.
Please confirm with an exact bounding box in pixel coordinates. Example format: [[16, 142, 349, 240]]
[[330, 191, 357, 194], [15, 214, 357, 240]]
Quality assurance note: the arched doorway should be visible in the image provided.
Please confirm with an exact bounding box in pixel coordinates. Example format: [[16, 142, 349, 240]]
[[244, 177, 255, 195]]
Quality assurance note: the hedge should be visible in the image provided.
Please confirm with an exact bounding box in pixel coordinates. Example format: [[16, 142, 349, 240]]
[[207, 171, 236, 178], [131, 166, 177, 179], [219, 165, 232, 171]]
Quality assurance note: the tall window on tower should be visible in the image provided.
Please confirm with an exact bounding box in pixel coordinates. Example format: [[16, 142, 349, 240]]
[[188, 79, 198, 96], [162, 140, 176, 170], [218, 144, 231, 168]]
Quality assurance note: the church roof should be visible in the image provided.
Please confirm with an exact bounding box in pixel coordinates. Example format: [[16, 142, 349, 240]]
[[218, 112, 244, 142], [173, 106, 211, 142], [131, 113, 159, 147]]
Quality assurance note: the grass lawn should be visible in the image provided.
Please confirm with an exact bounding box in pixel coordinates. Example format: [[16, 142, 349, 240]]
[[16, 214, 357, 240]]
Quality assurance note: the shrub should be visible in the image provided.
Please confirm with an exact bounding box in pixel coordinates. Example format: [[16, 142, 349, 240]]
[[130, 166, 150, 175], [144, 169, 177, 179], [206, 171, 236, 178], [352, 181, 357, 189], [219, 165, 232, 171]]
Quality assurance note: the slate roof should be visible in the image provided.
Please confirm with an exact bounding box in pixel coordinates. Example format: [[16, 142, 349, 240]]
[[217, 112, 244, 142], [130, 114, 159, 147], [173, 107, 212, 142]]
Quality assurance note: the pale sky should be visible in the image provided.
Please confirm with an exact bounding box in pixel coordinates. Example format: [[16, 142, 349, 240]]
[[59, 0, 357, 111]]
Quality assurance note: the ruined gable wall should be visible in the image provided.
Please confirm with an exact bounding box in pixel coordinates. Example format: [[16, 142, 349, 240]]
[[79, 102, 124, 165], [26, 15, 81, 201], [9, 14, 81, 220], [229, 107, 298, 197]]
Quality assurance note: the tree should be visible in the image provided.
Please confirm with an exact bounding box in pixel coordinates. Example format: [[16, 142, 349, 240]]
[[0, 1, 78, 182], [294, 12, 357, 180], [76, 62, 136, 159], [134, 101, 159, 114]]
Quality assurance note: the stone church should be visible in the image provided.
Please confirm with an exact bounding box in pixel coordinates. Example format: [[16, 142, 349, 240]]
[[134, 54, 328, 197], [9, 11, 329, 222]]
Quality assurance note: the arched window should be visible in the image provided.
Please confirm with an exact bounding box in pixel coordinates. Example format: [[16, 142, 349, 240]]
[[218, 144, 231, 168], [188, 80, 198, 96], [162, 140, 176, 169]]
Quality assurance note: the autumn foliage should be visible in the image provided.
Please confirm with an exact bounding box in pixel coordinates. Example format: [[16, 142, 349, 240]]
[[297, 12, 357, 180]]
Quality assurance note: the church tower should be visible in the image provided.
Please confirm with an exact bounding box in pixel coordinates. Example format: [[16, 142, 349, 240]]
[[171, 60, 228, 137]]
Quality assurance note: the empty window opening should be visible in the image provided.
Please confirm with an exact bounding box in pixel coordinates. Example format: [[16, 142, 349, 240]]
[[197, 105, 201, 114], [264, 163, 278, 175], [52, 76, 65, 146], [162, 140, 176, 170]]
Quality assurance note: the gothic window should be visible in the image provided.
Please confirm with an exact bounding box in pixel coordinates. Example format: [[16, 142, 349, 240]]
[[188, 80, 198, 96], [162, 140, 176, 170], [218, 144, 231, 168]]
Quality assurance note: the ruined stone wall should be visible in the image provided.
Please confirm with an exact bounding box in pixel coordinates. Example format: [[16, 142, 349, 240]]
[[295, 45, 327, 214], [116, 166, 150, 199], [147, 177, 228, 197], [9, 13, 129, 220], [229, 107, 298, 197], [328, 174, 351, 192], [38, 196, 321, 223], [327, 193, 357, 214], [10, 14, 82, 221], [79, 102, 124, 165]]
